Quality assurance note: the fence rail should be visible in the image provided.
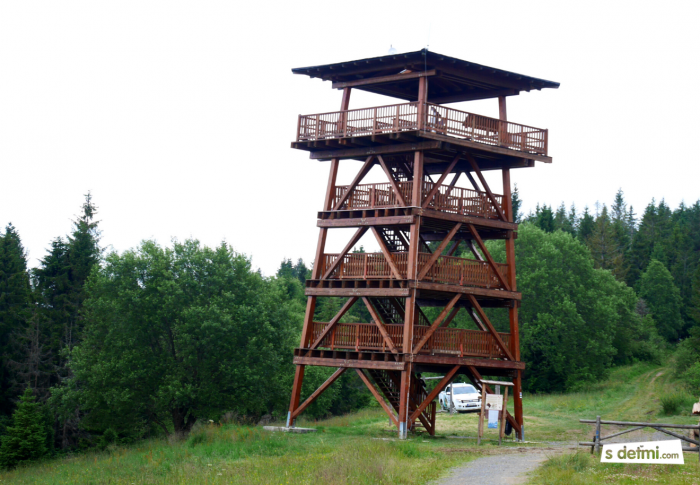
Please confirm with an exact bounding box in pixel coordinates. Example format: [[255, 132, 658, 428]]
[[320, 252, 509, 289], [579, 417, 700, 459], [333, 180, 502, 219], [297, 102, 548, 156], [311, 321, 510, 358]]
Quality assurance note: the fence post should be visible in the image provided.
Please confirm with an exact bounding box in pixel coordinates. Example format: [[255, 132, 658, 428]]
[[594, 415, 601, 454]]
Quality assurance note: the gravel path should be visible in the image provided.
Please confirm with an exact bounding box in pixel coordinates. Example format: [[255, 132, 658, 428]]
[[434, 447, 571, 485]]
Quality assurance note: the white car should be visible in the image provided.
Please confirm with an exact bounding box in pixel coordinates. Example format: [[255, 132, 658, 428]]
[[439, 383, 481, 412]]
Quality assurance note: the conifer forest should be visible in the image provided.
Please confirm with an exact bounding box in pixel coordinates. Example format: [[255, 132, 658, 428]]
[[0, 189, 699, 468]]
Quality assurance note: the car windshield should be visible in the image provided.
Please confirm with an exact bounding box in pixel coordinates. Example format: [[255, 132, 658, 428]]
[[451, 385, 477, 395]]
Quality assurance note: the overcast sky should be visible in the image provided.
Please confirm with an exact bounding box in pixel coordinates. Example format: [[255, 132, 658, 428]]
[[1, 1, 699, 275]]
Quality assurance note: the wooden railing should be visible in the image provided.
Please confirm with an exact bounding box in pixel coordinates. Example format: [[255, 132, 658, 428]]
[[297, 102, 547, 156], [311, 322, 511, 358], [320, 252, 509, 289], [333, 181, 502, 219]]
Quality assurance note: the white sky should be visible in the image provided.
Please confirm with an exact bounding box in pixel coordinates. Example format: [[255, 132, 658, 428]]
[[1, 1, 699, 275]]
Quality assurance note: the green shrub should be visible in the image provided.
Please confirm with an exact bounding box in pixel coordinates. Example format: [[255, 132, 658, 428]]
[[660, 390, 696, 415], [0, 388, 48, 469]]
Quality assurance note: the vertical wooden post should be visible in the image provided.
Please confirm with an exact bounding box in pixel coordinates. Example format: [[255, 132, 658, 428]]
[[411, 151, 424, 207], [499, 386, 509, 445], [398, 362, 412, 439], [502, 166, 523, 439], [498, 95, 507, 146], [478, 384, 486, 445], [594, 415, 601, 454], [287, 365, 305, 427], [404, 290, 416, 356], [339, 87, 352, 137], [417, 76, 428, 131]]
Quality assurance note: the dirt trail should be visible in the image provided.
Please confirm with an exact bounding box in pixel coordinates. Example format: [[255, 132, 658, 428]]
[[434, 446, 573, 485]]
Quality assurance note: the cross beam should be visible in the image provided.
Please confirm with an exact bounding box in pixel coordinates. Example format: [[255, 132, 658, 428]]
[[464, 154, 506, 221], [333, 155, 375, 210], [466, 294, 514, 361], [309, 297, 358, 350], [467, 224, 510, 291], [291, 367, 347, 420], [363, 298, 399, 354], [409, 365, 460, 424], [412, 294, 462, 354], [321, 227, 368, 280]]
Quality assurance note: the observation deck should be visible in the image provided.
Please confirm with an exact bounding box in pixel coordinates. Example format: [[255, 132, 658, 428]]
[[294, 101, 547, 157]]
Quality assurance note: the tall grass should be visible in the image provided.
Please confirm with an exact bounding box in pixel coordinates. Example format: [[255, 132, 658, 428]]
[[0, 413, 471, 485]]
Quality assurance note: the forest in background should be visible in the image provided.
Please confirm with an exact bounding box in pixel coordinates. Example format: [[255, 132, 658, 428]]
[[0, 189, 698, 468]]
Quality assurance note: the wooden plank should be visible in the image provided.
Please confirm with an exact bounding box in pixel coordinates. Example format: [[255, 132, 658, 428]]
[[421, 154, 460, 209], [409, 366, 460, 423], [333, 155, 375, 210], [464, 154, 506, 221], [293, 355, 406, 370], [306, 288, 411, 297], [377, 155, 408, 207], [317, 216, 415, 228], [579, 420, 700, 430], [310, 141, 443, 160], [467, 224, 510, 291], [355, 369, 398, 427], [332, 70, 437, 89], [371, 227, 404, 280], [412, 294, 462, 354], [413, 354, 525, 370], [321, 227, 368, 279], [439, 306, 460, 328], [291, 367, 346, 419], [416, 131, 553, 163], [412, 281, 521, 300], [309, 297, 359, 350], [363, 297, 399, 354], [467, 294, 515, 361], [413, 208, 518, 231], [417, 223, 462, 280]]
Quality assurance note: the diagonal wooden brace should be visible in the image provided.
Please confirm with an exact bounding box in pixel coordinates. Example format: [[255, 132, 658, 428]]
[[371, 227, 404, 280], [377, 155, 408, 207], [333, 155, 375, 210], [321, 227, 368, 280], [409, 365, 460, 423], [363, 297, 399, 354], [421, 154, 461, 209], [412, 294, 462, 354], [467, 224, 510, 291], [466, 294, 514, 361], [291, 367, 347, 420], [417, 223, 462, 280], [310, 297, 358, 350], [355, 369, 398, 427], [464, 153, 506, 221], [440, 306, 461, 328]]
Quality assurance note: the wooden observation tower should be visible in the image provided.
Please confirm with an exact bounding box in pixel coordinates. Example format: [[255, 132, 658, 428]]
[[286, 50, 558, 439]]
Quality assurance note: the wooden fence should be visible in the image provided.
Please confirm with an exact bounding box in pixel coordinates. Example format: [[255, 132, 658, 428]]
[[332, 180, 502, 219], [579, 417, 700, 461], [320, 252, 509, 289], [311, 321, 510, 358], [298, 101, 548, 156]]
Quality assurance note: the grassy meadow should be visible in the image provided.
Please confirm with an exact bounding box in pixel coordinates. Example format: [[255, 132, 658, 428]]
[[1, 362, 698, 484]]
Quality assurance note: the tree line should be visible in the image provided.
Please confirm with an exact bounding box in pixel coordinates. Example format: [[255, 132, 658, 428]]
[[0, 189, 698, 468]]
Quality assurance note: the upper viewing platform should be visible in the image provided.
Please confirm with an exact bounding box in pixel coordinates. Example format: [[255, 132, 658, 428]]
[[291, 50, 559, 163]]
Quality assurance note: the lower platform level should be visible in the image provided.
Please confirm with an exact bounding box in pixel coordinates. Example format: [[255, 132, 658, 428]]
[[287, 349, 524, 440]]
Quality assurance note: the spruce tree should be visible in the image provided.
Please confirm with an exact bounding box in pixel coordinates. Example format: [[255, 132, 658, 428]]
[[0, 388, 48, 469], [578, 206, 595, 244], [511, 184, 522, 223], [553, 203, 575, 235], [534, 204, 555, 232], [639, 259, 684, 341], [0, 224, 32, 417]]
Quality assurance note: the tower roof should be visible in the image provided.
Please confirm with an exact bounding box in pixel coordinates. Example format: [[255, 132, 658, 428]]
[[292, 49, 559, 103]]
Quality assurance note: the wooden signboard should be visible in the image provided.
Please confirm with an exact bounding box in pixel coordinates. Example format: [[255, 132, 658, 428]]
[[477, 380, 513, 446]]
